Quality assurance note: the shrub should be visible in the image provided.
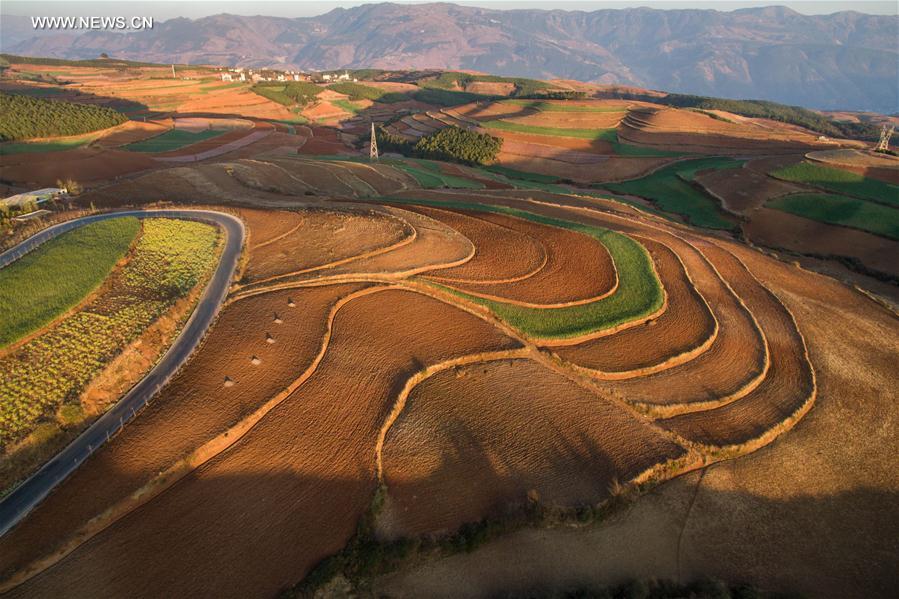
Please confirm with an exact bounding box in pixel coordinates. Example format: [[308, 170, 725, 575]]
[[251, 81, 323, 107]]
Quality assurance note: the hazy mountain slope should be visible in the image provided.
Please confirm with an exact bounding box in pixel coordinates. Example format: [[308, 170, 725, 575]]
[[5, 3, 898, 112]]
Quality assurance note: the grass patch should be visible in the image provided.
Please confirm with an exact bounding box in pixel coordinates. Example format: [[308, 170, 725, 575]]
[[331, 99, 364, 114], [125, 128, 226, 153], [412, 88, 492, 107], [500, 99, 627, 113], [483, 164, 561, 184], [768, 193, 899, 240], [327, 82, 407, 103], [382, 198, 662, 339], [0, 217, 140, 347], [771, 161, 899, 208], [0, 138, 92, 154], [606, 157, 741, 230]]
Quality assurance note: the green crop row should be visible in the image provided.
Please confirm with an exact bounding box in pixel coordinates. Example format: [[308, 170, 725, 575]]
[[606, 157, 741, 230], [0, 218, 221, 449]]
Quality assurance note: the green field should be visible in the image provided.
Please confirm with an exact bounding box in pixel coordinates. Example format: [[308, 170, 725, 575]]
[[500, 99, 627, 113], [331, 99, 364, 114], [606, 157, 741, 229], [771, 162, 899, 208], [0, 217, 140, 348], [0, 138, 93, 154], [767, 193, 899, 240], [327, 82, 407, 103], [0, 218, 221, 449], [382, 198, 663, 339], [125, 128, 226, 153]]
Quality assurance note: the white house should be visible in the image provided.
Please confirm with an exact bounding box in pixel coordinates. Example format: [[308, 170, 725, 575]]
[[221, 73, 233, 82], [1, 188, 67, 211]]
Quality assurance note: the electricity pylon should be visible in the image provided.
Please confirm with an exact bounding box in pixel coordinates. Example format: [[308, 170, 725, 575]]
[[369, 122, 379, 161], [875, 125, 894, 152]]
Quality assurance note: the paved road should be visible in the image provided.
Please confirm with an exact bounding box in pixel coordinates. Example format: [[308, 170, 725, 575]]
[[0, 209, 245, 537]]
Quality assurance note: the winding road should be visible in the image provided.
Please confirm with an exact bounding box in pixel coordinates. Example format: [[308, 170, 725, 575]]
[[0, 209, 245, 537]]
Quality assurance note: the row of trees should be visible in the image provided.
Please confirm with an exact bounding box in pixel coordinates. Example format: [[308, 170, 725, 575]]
[[377, 125, 502, 165], [0, 93, 128, 140]]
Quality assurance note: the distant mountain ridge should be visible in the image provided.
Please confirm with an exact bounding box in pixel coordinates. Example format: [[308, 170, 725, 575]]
[[4, 3, 898, 112]]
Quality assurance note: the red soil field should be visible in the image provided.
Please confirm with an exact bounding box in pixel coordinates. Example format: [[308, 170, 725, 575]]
[[499, 138, 612, 164], [693, 165, 803, 214], [618, 108, 829, 155], [496, 154, 672, 183], [593, 233, 767, 414], [403, 203, 617, 306], [659, 242, 814, 448], [238, 207, 305, 249], [412, 207, 547, 283], [743, 207, 899, 282], [503, 110, 624, 129], [0, 284, 366, 580], [243, 208, 413, 284], [0, 147, 159, 186], [296, 127, 350, 154], [379, 358, 685, 537], [554, 237, 715, 375], [5, 289, 520, 599]]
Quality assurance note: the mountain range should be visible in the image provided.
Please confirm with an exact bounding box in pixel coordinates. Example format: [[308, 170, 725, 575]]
[[3, 3, 898, 112]]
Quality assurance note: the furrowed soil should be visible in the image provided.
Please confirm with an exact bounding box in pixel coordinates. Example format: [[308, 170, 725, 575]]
[[434, 210, 617, 306], [0, 284, 365, 580], [375, 241, 899, 599], [378, 358, 685, 538], [5, 289, 520, 599], [659, 242, 814, 448], [693, 165, 804, 214], [242, 208, 413, 284], [410, 207, 547, 283]]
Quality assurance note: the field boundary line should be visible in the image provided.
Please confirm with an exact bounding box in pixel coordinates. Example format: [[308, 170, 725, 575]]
[[0, 284, 387, 593]]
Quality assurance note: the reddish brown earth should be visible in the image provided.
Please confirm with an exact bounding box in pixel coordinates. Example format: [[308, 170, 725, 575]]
[[379, 358, 685, 538], [0, 284, 366, 581], [5, 289, 520, 599], [0, 147, 159, 186], [418, 207, 618, 306], [243, 208, 413, 284], [413, 207, 547, 284]]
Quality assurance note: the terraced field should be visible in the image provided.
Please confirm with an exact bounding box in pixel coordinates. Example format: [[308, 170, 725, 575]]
[[0, 218, 222, 488], [0, 187, 839, 599]]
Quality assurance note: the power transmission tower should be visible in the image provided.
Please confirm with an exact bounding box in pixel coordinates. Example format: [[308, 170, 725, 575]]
[[875, 125, 894, 152], [369, 122, 379, 161]]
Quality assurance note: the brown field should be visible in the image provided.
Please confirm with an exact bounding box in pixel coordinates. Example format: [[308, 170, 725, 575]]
[[413, 207, 547, 283], [379, 358, 685, 538], [805, 149, 899, 184], [423, 209, 618, 306], [243, 208, 413, 284], [694, 162, 804, 214]]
